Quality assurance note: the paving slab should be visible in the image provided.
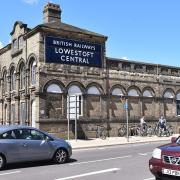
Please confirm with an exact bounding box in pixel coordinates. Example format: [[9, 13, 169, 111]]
[[67, 134, 179, 149]]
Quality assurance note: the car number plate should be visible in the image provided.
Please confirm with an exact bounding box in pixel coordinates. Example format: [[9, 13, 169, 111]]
[[162, 168, 180, 176]]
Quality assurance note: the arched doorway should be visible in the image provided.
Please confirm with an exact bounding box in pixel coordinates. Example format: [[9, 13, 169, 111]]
[[67, 85, 82, 120]]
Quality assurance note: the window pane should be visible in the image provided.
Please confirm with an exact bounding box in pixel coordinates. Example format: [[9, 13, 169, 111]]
[[112, 88, 124, 96], [0, 130, 16, 139], [20, 65, 25, 89], [68, 85, 82, 95], [19, 36, 23, 48], [30, 130, 45, 140], [164, 91, 174, 98], [31, 60, 36, 85], [87, 86, 100, 95], [11, 69, 16, 91], [128, 89, 139, 96], [47, 84, 62, 93], [143, 90, 153, 97]]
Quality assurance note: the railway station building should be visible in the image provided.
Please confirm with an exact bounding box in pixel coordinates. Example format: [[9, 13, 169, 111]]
[[0, 3, 180, 138]]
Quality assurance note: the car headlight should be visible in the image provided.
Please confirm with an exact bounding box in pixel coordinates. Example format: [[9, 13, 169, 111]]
[[152, 148, 162, 159], [66, 141, 72, 147]]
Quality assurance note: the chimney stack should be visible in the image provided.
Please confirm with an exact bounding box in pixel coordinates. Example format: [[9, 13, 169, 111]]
[[43, 3, 62, 23]]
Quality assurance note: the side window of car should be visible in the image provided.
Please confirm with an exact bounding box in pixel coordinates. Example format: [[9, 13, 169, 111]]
[[18, 129, 32, 140], [30, 130, 45, 140], [0, 130, 16, 139]]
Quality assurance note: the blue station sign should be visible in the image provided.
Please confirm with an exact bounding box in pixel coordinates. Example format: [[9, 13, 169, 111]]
[[45, 36, 102, 67]]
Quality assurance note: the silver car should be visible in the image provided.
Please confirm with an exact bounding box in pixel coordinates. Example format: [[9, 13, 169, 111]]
[[0, 125, 72, 170]]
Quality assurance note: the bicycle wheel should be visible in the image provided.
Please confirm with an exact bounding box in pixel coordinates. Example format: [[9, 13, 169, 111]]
[[118, 127, 126, 137], [165, 130, 170, 137], [168, 127, 174, 136], [136, 127, 141, 136], [100, 130, 107, 140], [147, 127, 153, 137], [157, 129, 162, 137]]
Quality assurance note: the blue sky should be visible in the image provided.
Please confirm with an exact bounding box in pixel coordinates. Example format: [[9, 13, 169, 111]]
[[0, 0, 180, 66]]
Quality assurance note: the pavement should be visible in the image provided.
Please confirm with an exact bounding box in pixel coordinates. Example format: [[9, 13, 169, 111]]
[[67, 134, 179, 149]]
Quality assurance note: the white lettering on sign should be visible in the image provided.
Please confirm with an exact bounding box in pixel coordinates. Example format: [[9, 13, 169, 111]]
[[52, 39, 96, 51], [46, 37, 102, 67], [55, 47, 90, 64]]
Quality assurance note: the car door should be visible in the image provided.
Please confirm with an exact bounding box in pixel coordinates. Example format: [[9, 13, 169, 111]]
[[0, 130, 22, 163], [18, 128, 54, 161]]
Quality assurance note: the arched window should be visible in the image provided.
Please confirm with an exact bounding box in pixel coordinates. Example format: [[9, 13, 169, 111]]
[[164, 91, 174, 98], [111, 88, 124, 96], [143, 90, 153, 97], [30, 59, 36, 85], [68, 85, 82, 95], [20, 63, 25, 89], [176, 93, 180, 116], [2, 71, 7, 93], [128, 89, 139, 97], [46, 84, 62, 93], [10, 68, 16, 91], [87, 86, 101, 95], [18, 36, 23, 49], [13, 39, 18, 52]]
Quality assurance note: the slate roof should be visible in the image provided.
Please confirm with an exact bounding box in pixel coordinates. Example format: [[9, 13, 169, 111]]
[[38, 21, 107, 39]]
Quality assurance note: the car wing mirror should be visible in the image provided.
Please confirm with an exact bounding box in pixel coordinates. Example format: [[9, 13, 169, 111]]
[[171, 137, 177, 143]]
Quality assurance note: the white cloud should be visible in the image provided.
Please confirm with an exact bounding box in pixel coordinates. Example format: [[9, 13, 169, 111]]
[[0, 41, 3, 49], [23, 0, 38, 5], [121, 56, 128, 60]]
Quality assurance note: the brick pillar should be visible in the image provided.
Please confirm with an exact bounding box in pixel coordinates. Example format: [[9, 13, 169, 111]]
[[6, 97, 11, 125], [25, 95, 30, 126], [63, 93, 67, 118], [140, 97, 143, 116], [14, 97, 20, 124], [82, 94, 87, 120], [0, 100, 3, 124]]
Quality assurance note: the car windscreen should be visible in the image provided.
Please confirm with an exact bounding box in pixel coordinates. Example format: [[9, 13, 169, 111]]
[[176, 137, 180, 144]]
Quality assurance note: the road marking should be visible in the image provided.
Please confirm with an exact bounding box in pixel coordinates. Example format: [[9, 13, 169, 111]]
[[0, 171, 21, 176], [55, 168, 120, 180], [69, 155, 131, 165], [132, 143, 149, 146], [139, 153, 148, 156], [144, 177, 155, 180], [139, 152, 152, 156]]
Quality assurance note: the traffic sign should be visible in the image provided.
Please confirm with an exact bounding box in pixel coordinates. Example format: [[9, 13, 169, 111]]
[[123, 102, 128, 109]]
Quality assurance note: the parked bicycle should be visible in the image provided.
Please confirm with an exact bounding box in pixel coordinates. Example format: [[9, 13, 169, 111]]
[[136, 125, 153, 137], [96, 125, 107, 140], [118, 124, 137, 137], [157, 127, 170, 137], [167, 124, 174, 136]]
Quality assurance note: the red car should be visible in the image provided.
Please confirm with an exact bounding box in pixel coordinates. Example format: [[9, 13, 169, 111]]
[[149, 136, 180, 180]]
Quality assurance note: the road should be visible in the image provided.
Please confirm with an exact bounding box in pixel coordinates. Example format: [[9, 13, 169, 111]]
[[0, 141, 168, 180]]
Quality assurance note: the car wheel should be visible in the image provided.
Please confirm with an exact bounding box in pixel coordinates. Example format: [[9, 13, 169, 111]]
[[53, 148, 68, 164], [156, 177, 161, 180], [0, 154, 5, 170]]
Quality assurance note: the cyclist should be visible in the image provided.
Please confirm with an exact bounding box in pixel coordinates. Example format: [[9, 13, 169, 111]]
[[158, 116, 167, 131], [140, 116, 147, 131]]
